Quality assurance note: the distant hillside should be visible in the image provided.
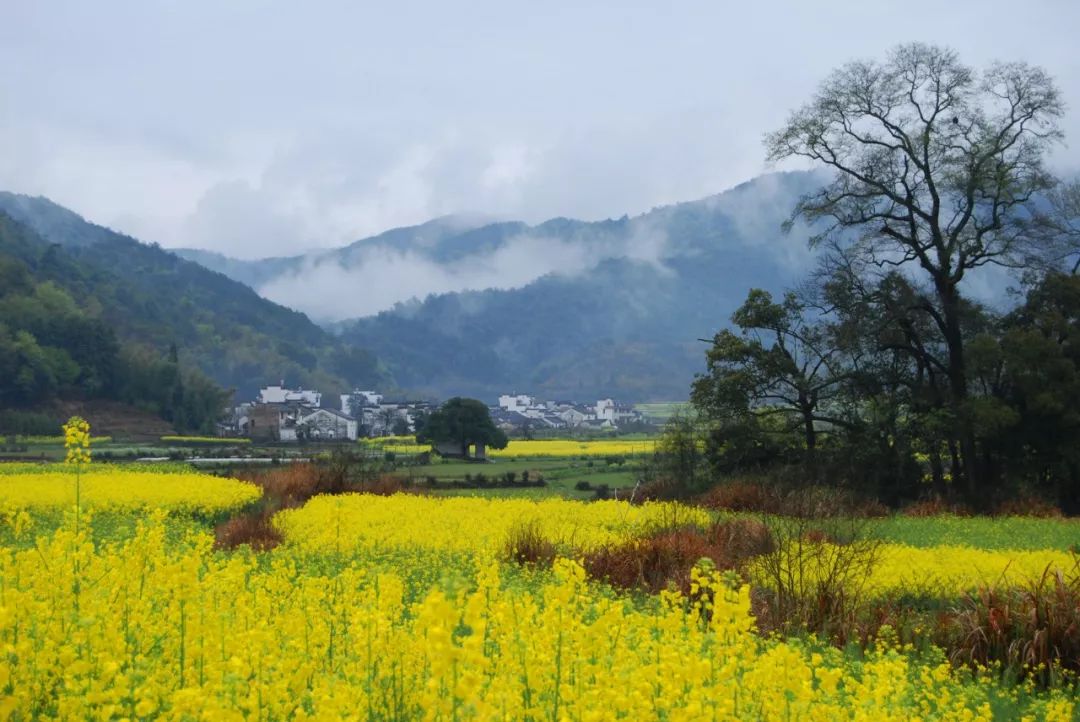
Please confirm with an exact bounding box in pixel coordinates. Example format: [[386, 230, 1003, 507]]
[[173, 214, 491, 291], [0, 193, 389, 401], [120, 171, 829, 402], [324, 171, 829, 401]]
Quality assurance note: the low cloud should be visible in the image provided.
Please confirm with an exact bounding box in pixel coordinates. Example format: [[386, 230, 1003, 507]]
[[257, 224, 671, 320]]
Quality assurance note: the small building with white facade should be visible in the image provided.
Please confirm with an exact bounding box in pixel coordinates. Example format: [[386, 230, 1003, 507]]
[[297, 407, 359, 441]]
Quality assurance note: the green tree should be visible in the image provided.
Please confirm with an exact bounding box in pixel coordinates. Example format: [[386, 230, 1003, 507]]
[[417, 397, 508, 456], [693, 289, 854, 464], [970, 273, 1080, 510]]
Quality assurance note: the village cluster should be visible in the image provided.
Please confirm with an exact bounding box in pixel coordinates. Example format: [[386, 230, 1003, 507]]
[[221, 385, 645, 442]]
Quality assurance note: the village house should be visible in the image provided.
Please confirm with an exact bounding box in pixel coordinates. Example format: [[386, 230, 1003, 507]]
[[295, 407, 358, 441], [233, 383, 358, 442], [492, 393, 644, 432], [339, 389, 432, 437], [594, 398, 640, 425], [259, 384, 321, 407]]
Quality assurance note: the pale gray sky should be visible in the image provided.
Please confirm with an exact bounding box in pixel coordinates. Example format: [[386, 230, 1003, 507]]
[[2, 0, 1079, 258]]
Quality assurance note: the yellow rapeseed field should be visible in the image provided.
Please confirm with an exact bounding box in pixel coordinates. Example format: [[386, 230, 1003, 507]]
[[275, 494, 708, 553], [0, 466, 260, 514], [281, 494, 1078, 596], [0, 513, 1074, 720], [753, 542, 1079, 598], [867, 544, 1079, 595]]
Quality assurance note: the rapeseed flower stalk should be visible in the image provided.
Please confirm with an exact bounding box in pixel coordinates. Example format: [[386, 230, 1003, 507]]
[[62, 416, 91, 533]]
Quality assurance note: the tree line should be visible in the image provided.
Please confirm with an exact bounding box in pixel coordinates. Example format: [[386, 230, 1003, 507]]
[[686, 43, 1080, 511]]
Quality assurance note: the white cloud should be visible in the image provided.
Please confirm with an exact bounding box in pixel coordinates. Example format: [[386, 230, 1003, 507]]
[[1, 0, 1078, 266], [257, 223, 671, 320]]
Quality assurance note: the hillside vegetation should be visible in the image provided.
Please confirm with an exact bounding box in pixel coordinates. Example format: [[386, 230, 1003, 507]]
[[0, 194, 388, 402]]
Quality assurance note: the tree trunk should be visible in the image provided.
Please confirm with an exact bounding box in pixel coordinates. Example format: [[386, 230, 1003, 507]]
[[937, 279, 979, 501], [801, 404, 817, 483], [929, 450, 946, 497]]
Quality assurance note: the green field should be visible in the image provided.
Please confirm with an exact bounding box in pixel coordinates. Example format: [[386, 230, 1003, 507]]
[[398, 457, 641, 499], [633, 402, 689, 422], [866, 514, 1080, 551]]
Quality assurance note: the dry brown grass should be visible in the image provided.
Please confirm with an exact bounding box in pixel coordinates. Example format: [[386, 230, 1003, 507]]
[[901, 496, 973, 517], [709, 517, 776, 559], [213, 512, 283, 551], [357, 473, 416, 496], [237, 464, 416, 509], [697, 482, 888, 518], [697, 481, 780, 513], [236, 463, 330, 508], [502, 521, 557, 567], [581, 519, 774, 595], [992, 495, 1064, 518], [945, 562, 1080, 685]]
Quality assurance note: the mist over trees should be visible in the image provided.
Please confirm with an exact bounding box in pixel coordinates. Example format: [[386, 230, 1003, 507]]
[[689, 43, 1080, 511]]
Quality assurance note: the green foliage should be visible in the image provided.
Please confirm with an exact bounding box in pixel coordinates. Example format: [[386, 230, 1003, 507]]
[[0, 196, 388, 401], [417, 397, 509, 452], [0, 409, 60, 436], [0, 214, 229, 432], [691, 272, 1080, 510], [649, 411, 710, 495]]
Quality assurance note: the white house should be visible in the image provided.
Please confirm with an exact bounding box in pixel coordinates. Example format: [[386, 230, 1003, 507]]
[[556, 407, 591, 426], [595, 398, 641, 425], [498, 393, 535, 413], [296, 408, 359, 441], [595, 398, 617, 422], [258, 384, 321, 407], [340, 389, 383, 415]]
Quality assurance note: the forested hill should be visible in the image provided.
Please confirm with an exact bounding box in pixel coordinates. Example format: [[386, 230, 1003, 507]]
[[169, 171, 826, 401], [0, 194, 389, 402], [330, 172, 827, 401]]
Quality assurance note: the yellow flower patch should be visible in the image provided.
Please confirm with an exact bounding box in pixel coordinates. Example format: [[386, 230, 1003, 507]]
[[276, 493, 707, 553], [0, 517, 1073, 720], [0, 468, 259, 513]]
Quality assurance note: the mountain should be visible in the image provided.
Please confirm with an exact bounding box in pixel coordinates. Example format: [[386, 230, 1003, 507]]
[[177, 171, 827, 402], [0, 193, 389, 401], [172, 214, 493, 291], [332, 172, 825, 401]]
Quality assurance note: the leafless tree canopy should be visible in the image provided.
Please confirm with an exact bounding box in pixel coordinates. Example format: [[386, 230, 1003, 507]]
[[765, 43, 1065, 495], [765, 42, 1064, 282]]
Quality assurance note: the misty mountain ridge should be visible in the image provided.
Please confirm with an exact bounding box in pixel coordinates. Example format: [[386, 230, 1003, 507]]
[[1, 170, 836, 402], [174, 170, 831, 401], [176, 171, 828, 323]]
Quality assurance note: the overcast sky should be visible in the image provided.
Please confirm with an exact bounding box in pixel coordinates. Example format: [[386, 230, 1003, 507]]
[[2, 1, 1079, 259]]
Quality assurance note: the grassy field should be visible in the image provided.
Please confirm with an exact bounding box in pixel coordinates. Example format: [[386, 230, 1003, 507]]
[[398, 457, 641, 499], [633, 401, 690, 422], [867, 514, 1080, 551], [0, 460, 1078, 718]]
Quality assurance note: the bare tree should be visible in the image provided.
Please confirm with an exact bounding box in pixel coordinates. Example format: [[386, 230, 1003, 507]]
[[765, 42, 1064, 496]]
